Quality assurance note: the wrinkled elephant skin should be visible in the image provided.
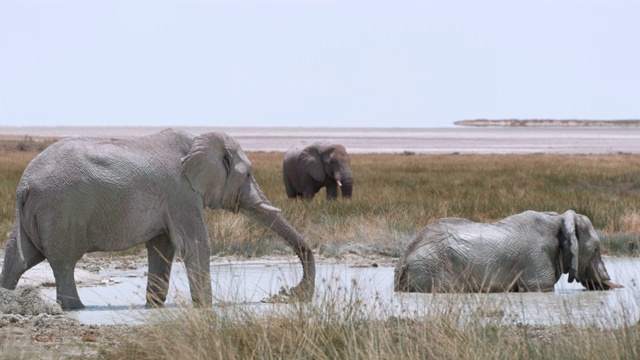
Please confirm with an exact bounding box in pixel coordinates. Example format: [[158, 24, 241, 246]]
[[0, 129, 315, 309], [395, 210, 623, 293], [283, 141, 353, 200]]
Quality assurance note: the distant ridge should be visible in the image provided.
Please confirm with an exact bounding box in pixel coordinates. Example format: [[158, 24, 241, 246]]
[[455, 119, 640, 127]]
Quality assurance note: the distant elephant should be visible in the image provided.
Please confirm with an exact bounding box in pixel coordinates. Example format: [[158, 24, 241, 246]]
[[394, 210, 622, 293], [283, 141, 353, 200], [0, 129, 315, 309]]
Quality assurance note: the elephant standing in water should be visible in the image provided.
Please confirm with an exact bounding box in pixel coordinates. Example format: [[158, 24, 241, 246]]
[[0, 129, 315, 309], [283, 141, 353, 200], [394, 210, 622, 293]]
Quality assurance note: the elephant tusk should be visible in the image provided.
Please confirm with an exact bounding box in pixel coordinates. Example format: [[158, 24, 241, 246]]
[[258, 203, 281, 213], [603, 279, 624, 289], [337, 180, 342, 187]]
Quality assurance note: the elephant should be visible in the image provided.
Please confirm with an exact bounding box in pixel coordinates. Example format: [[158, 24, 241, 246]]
[[394, 210, 623, 293], [0, 129, 316, 309], [282, 141, 353, 200]]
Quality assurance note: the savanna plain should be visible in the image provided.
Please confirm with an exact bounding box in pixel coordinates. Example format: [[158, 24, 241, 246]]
[[0, 136, 639, 359]]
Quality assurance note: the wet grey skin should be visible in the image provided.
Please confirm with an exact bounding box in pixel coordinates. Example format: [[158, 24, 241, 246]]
[[395, 210, 623, 293]]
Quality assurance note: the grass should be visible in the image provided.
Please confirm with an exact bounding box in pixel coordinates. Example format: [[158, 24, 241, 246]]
[[1, 145, 640, 359], [101, 283, 640, 360], [247, 151, 640, 257], [2, 148, 640, 256]]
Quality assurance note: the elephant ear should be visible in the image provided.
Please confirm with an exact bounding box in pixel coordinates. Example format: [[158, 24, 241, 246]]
[[181, 132, 231, 209], [298, 145, 325, 182], [560, 210, 580, 282]]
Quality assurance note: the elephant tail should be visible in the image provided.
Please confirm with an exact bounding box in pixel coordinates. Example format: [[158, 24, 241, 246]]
[[16, 185, 32, 242], [0, 185, 43, 289], [15, 185, 35, 255]]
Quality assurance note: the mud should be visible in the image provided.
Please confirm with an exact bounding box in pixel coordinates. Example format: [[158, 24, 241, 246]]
[[0, 287, 62, 316], [0, 254, 145, 358], [0, 252, 638, 358], [0, 312, 135, 359], [7, 254, 636, 329]]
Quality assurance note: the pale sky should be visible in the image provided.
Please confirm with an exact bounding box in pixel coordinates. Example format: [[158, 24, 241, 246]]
[[1, 0, 639, 128]]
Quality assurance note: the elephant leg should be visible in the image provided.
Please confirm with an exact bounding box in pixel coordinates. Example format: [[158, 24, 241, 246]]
[[284, 177, 298, 199], [325, 181, 339, 200], [526, 277, 556, 292], [517, 279, 555, 292], [183, 242, 212, 306], [394, 264, 416, 292], [395, 261, 437, 292], [302, 182, 317, 200], [518, 261, 556, 292], [145, 233, 175, 307], [50, 261, 84, 309], [0, 225, 46, 290], [169, 215, 212, 307]]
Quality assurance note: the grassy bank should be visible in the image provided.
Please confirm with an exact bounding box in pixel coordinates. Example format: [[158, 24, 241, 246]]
[[235, 151, 640, 257], [105, 291, 639, 360], [251, 153, 640, 252], [1, 148, 640, 257], [1, 146, 640, 359]]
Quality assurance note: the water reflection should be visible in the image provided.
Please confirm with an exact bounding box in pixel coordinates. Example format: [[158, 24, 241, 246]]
[[42, 257, 639, 328]]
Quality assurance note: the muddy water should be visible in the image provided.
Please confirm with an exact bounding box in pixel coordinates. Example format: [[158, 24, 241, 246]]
[[41, 257, 639, 328]]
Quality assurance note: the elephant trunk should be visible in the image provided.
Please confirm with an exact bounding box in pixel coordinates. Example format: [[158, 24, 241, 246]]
[[334, 170, 353, 199], [238, 177, 316, 300], [581, 254, 623, 290], [241, 207, 316, 299], [341, 179, 353, 198]]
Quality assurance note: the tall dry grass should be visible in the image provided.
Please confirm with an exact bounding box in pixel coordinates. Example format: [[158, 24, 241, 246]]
[[103, 289, 640, 360], [1, 148, 640, 256], [246, 152, 640, 257], [0, 150, 40, 241], [1, 147, 640, 359]]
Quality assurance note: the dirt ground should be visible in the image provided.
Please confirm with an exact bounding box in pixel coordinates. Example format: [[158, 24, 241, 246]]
[[0, 252, 148, 359], [0, 313, 136, 359]]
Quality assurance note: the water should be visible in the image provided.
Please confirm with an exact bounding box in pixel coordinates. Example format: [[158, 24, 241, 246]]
[[3, 126, 640, 154], [8, 126, 639, 326], [41, 257, 640, 328]]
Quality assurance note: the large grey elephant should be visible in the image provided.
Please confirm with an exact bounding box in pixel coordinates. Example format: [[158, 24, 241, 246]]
[[282, 141, 353, 200], [394, 210, 622, 293], [0, 129, 315, 309]]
